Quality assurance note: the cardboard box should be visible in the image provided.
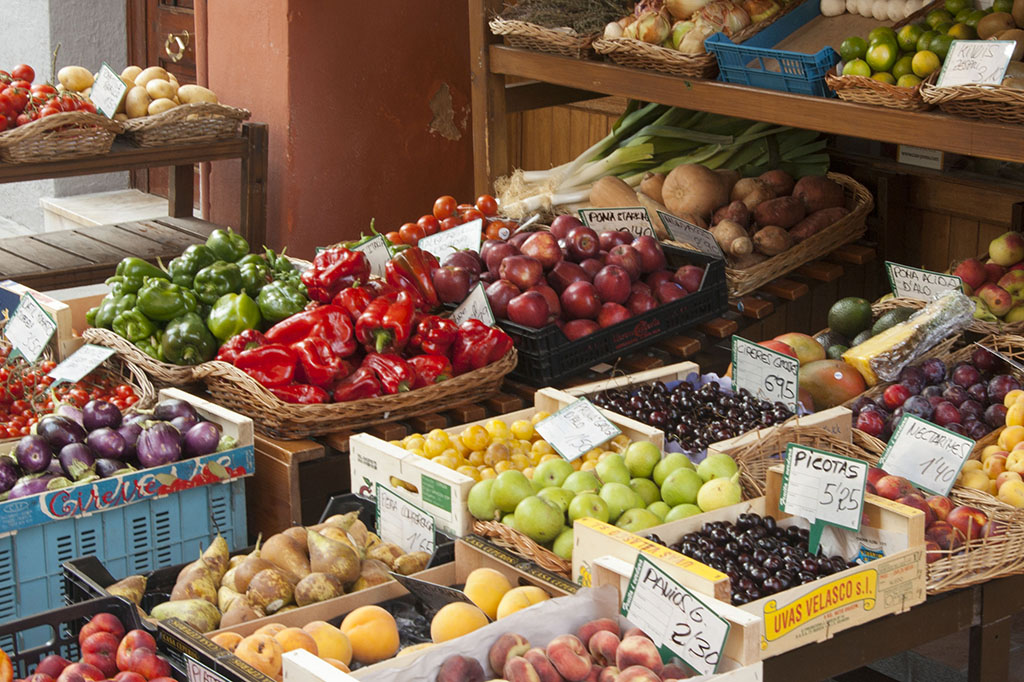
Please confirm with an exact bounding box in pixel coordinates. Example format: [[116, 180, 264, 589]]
[[0, 280, 80, 360]]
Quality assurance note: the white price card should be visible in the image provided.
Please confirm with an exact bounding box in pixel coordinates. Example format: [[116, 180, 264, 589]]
[[376, 483, 435, 555], [578, 207, 657, 239], [534, 397, 621, 461], [452, 282, 495, 326], [620, 554, 730, 676], [781, 443, 867, 553], [731, 336, 799, 411], [879, 414, 974, 496], [3, 293, 57, 363], [184, 656, 230, 682], [91, 63, 129, 118], [885, 262, 962, 301], [350, 234, 391, 278], [282, 649, 359, 682], [47, 344, 115, 385], [937, 40, 1015, 88], [658, 210, 723, 259], [418, 219, 482, 259]]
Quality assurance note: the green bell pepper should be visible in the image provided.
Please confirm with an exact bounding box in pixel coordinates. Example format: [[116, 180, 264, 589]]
[[161, 312, 217, 365], [167, 244, 217, 289], [239, 260, 272, 297], [207, 292, 262, 343], [136, 278, 197, 322], [85, 305, 98, 328], [257, 279, 307, 324], [206, 227, 249, 263], [112, 308, 157, 343], [93, 294, 137, 330], [136, 334, 164, 362], [193, 261, 243, 305], [107, 257, 169, 297]]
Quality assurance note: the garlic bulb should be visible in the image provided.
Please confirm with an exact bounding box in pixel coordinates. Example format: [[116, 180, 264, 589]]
[[820, 0, 846, 16], [604, 21, 625, 39]]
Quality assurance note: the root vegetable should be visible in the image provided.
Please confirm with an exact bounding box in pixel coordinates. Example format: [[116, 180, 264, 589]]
[[145, 78, 177, 100], [714, 168, 741, 196], [148, 98, 177, 116], [753, 196, 805, 228], [57, 66, 93, 92], [792, 175, 845, 213], [125, 86, 152, 118], [709, 220, 753, 257], [730, 177, 775, 210], [590, 176, 640, 208], [134, 66, 169, 89], [662, 164, 729, 221], [789, 207, 849, 242], [712, 200, 750, 229], [639, 172, 666, 204], [758, 169, 794, 196], [752, 225, 794, 256], [177, 84, 219, 104]]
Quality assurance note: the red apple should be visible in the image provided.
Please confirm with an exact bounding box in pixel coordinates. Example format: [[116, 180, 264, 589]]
[[56, 663, 104, 682], [527, 284, 561, 318], [673, 265, 705, 293], [627, 290, 659, 315], [656, 281, 687, 303], [607, 244, 642, 281], [953, 257, 986, 291], [566, 225, 601, 262], [548, 261, 591, 294], [36, 656, 71, 680], [499, 255, 544, 290], [507, 291, 551, 328], [550, 215, 584, 240], [81, 632, 120, 677], [947, 505, 989, 542], [116, 630, 157, 673], [521, 232, 563, 270], [579, 258, 603, 279], [485, 242, 520, 276], [593, 264, 632, 304], [509, 231, 532, 250], [432, 266, 472, 303], [563, 319, 600, 340], [78, 614, 125, 647], [562, 281, 602, 320], [598, 302, 632, 328], [631, 235, 667, 273], [985, 262, 1007, 284], [599, 230, 632, 251], [126, 651, 171, 681], [645, 270, 673, 290], [485, 280, 520, 319]]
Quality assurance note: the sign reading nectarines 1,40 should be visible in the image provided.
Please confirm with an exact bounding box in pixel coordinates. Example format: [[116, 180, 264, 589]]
[[621, 554, 730, 676], [885, 262, 962, 302], [578, 207, 656, 239], [781, 443, 867, 535], [731, 336, 799, 412], [879, 414, 973, 496], [376, 483, 435, 555], [535, 398, 621, 461]]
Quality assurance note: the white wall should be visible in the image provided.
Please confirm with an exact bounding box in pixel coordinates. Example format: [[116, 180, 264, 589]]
[[0, 0, 129, 233]]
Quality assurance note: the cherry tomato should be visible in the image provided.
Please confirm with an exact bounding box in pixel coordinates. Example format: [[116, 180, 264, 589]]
[[78, 101, 96, 114], [461, 208, 485, 223], [0, 427, 9, 439], [485, 220, 512, 241], [11, 65, 34, 83], [476, 194, 499, 216], [440, 216, 460, 232], [124, 395, 139, 407], [17, 426, 29, 437], [115, 384, 134, 398], [3, 88, 27, 112], [417, 214, 440, 236], [385, 230, 403, 246], [39, 105, 61, 118], [111, 398, 127, 411], [9, 80, 31, 91], [31, 83, 56, 96], [39, 360, 56, 373], [432, 195, 457, 220], [0, 71, 10, 84], [0, 117, 8, 133], [398, 222, 426, 246]]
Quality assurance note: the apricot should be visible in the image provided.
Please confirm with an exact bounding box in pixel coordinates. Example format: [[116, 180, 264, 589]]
[[301, 621, 351, 666], [209, 632, 242, 653], [339, 605, 400, 664], [430, 602, 489, 643], [496, 585, 550, 619], [464, 568, 513, 619], [273, 627, 317, 656], [322, 659, 350, 673], [233, 634, 283, 680], [254, 623, 286, 637]]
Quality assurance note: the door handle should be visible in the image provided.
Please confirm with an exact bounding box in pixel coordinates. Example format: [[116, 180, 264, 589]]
[[165, 30, 190, 63]]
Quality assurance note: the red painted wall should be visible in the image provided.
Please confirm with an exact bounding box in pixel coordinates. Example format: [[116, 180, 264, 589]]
[[201, 2, 475, 258]]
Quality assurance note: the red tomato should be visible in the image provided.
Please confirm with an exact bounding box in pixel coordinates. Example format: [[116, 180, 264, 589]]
[[417, 214, 439, 236], [0, 71, 10, 84], [9, 80, 30, 91], [39, 360, 56, 373], [485, 220, 512, 241], [461, 208, 485, 223], [11, 65, 34, 83], [31, 83, 56, 96], [115, 384, 133, 398], [476, 194, 499, 216], [0, 117, 8, 133], [432, 195, 457, 220], [385, 230, 402, 246], [440, 216, 460, 232], [124, 395, 139, 407], [39, 105, 61, 117], [111, 398, 127, 410], [78, 101, 96, 114], [398, 222, 426, 246], [2, 88, 27, 112]]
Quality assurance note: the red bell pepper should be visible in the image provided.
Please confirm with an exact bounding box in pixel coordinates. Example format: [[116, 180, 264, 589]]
[[410, 316, 458, 357], [216, 328, 266, 364], [293, 337, 344, 388], [385, 247, 439, 311], [332, 286, 374, 323], [332, 366, 382, 402], [235, 344, 297, 388], [361, 278, 397, 300], [271, 384, 329, 404], [408, 354, 453, 388], [451, 319, 514, 375], [362, 353, 414, 394], [317, 305, 357, 357], [302, 247, 371, 302], [355, 292, 416, 354], [265, 306, 328, 346]]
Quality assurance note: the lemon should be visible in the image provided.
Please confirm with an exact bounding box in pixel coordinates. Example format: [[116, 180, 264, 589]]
[[866, 42, 899, 72], [897, 25, 924, 52], [840, 36, 869, 62], [868, 26, 898, 46], [917, 30, 938, 52], [929, 33, 954, 60], [944, 0, 969, 14], [892, 55, 915, 80], [925, 8, 954, 27], [947, 22, 977, 39], [842, 58, 872, 77], [897, 73, 923, 87], [872, 72, 897, 84]]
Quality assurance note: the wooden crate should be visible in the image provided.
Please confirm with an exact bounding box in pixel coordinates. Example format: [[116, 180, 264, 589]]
[[248, 435, 328, 538]]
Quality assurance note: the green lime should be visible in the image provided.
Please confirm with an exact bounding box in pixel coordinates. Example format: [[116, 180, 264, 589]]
[[993, 0, 1013, 13], [934, 21, 954, 33], [892, 54, 915, 79], [828, 297, 874, 338], [840, 35, 869, 62], [913, 50, 942, 77], [897, 24, 925, 51], [869, 26, 899, 46], [897, 73, 923, 87], [842, 58, 872, 77], [866, 41, 899, 72], [872, 72, 897, 84], [926, 8, 954, 27], [965, 9, 987, 27], [947, 22, 977, 39], [954, 7, 974, 22], [917, 29, 939, 51], [944, 0, 969, 14], [930, 33, 955, 60]]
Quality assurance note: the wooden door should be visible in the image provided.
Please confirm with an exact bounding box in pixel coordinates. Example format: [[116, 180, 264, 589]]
[[126, 0, 199, 199]]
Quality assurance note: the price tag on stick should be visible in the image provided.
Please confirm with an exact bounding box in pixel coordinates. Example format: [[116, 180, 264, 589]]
[[879, 414, 973, 496], [534, 398, 621, 461], [578, 207, 657, 239], [47, 344, 115, 385], [3, 293, 57, 363], [937, 40, 1015, 87], [620, 554, 730, 676], [731, 336, 799, 412], [657, 211, 723, 259], [350, 234, 391, 278], [780, 443, 868, 554], [375, 483, 435, 555], [452, 282, 495, 326], [418, 219, 483, 260], [885, 262, 962, 301]]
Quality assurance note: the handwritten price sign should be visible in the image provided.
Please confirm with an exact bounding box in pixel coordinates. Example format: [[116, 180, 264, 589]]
[[885, 262, 962, 301], [658, 211, 723, 259], [781, 443, 867, 553], [351, 235, 391, 278], [419, 219, 483, 259], [48, 344, 115, 385], [3, 293, 57, 363], [376, 483, 435, 555], [452, 282, 495, 326], [91, 63, 129, 118], [535, 398, 621, 461], [579, 207, 656, 239], [731, 336, 799, 411], [937, 40, 1015, 87], [879, 414, 973, 496]]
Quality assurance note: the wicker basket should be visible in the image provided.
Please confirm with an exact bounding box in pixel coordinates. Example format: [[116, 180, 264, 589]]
[[0, 112, 122, 163], [920, 81, 1024, 125], [119, 103, 250, 147], [489, 18, 596, 59], [472, 519, 572, 578], [592, 37, 718, 78], [825, 68, 934, 111], [82, 327, 202, 386], [196, 349, 517, 439]]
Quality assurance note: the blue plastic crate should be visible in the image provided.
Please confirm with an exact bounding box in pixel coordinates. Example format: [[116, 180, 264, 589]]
[[706, 0, 840, 96]]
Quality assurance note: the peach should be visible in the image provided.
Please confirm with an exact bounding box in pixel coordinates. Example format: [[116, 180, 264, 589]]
[[584, 665, 601, 682], [431, 602, 489, 643], [504, 656, 542, 682], [113, 673, 145, 682], [81, 632, 119, 677], [996, 471, 1023, 489], [546, 635, 592, 682], [322, 659, 350, 674], [866, 467, 888, 487], [209, 632, 242, 653], [895, 494, 934, 526], [489, 633, 532, 675], [273, 627, 317, 656], [339, 605, 400, 664], [588, 630, 620, 666], [56, 663, 103, 682], [497, 586, 551, 619], [982, 520, 1005, 538], [598, 668, 620, 682], [438, 655, 485, 682], [962, 459, 984, 472], [523, 648, 565, 682], [301, 621, 351, 665], [925, 495, 953, 522], [983, 454, 1008, 478], [615, 636, 662, 676], [254, 623, 287, 637], [233, 635, 283, 680], [948, 505, 989, 541], [875, 475, 918, 501], [926, 520, 964, 551], [577, 618, 620, 646], [960, 470, 991, 491], [1007, 450, 1024, 474], [36, 656, 71, 680], [464, 567, 514, 620], [618, 666, 661, 682], [981, 445, 1006, 462], [998, 479, 1024, 508], [115, 631, 156, 674], [126, 649, 171, 680]]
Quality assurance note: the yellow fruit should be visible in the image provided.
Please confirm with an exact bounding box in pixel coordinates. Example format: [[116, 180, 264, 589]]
[[999, 479, 1024, 508], [402, 434, 425, 450], [339, 605, 400, 664], [210, 632, 242, 653], [485, 419, 512, 440], [273, 627, 318, 656], [302, 621, 352, 665], [457, 465, 482, 481], [896, 74, 922, 88], [432, 455, 458, 470], [962, 459, 984, 472], [539, 454, 561, 464], [484, 442, 511, 466], [982, 445, 1005, 461], [911, 50, 941, 78], [396, 642, 434, 657], [254, 624, 287, 637], [531, 411, 552, 425], [583, 447, 603, 461], [961, 469, 991, 491], [467, 451, 486, 467], [511, 420, 535, 440], [451, 437, 470, 456], [463, 567, 513, 619], [1007, 402, 1024, 428], [494, 460, 514, 473], [531, 440, 555, 456], [423, 438, 448, 458], [581, 460, 597, 472], [430, 602, 489, 642], [480, 467, 497, 480], [871, 72, 897, 85], [1005, 390, 1024, 408], [511, 453, 531, 470], [427, 428, 451, 444], [523, 466, 536, 478], [610, 434, 631, 451], [999, 425, 1024, 450], [407, 448, 425, 459], [496, 585, 551, 619], [234, 634, 283, 679], [388, 439, 402, 447], [571, 459, 583, 470], [460, 425, 491, 451]]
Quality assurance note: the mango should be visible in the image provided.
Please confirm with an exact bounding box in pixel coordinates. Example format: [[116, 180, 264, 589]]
[[798, 359, 867, 410]]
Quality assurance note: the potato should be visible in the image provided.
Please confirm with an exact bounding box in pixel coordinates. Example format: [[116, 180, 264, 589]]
[[752, 196, 806, 228], [789, 207, 850, 242], [730, 177, 775, 211], [148, 98, 177, 116], [712, 200, 750, 230], [57, 66, 94, 92], [113, 112, 128, 122], [134, 66, 169, 89], [146, 78, 178, 100], [753, 226, 795, 256], [121, 65, 143, 83], [759, 169, 795, 196], [177, 84, 219, 104], [125, 86, 152, 118], [793, 176, 845, 213]]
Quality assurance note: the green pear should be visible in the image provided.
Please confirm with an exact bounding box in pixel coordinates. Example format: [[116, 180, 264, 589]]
[[596, 453, 631, 486], [491, 470, 534, 512], [647, 501, 671, 520], [468, 479, 499, 520], [568, 493, 609, 524], [534, 458, 574, 488], [537, 486, 575, 514], [514, 496, 565, 544], [624, 441, 662, 479], [616, 508, 663, 533], [665, 503, 703, 522], [599, 482, 644, 523], [630, 478, 661, 506], [661, 468, 703, 507], [697, 452, 739, 482], [552, 527, 574, 560], [563, 471, 601, 494], [502, 512, 517, 529], [653, 452, 695, 487], [697, 476, 743, 511]]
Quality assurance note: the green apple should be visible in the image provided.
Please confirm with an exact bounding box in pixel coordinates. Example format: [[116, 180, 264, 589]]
[[533, 458, 574, 489], [563, 470, 601, 494], [552, 527, 574, 560], [537, 486, 575, 514], [502, 512, 517, 529], [660, 468, 703, 507], [665, 503, 702, 522], [616, 508, 663, 533], [599, 482, 644, 523], [596, 453, 631, 486], [697, 452, 739, 483], [653, 452, 695, 487], [647, 501, 671, 520], [624, 440, 661, 479], [492, 470, 534, 512], [514, 496, 565, 544], [697, 476, 742, 512], [467, 479, 498, 521], [568, 493, 609, 524], [630, 477, 661, 506]]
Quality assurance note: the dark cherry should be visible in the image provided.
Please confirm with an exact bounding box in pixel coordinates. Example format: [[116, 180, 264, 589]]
[[763, 577, 784, 594], [752, 548, 769, 564], [745, 586, 763, 601], [800, 558, 819, 575]]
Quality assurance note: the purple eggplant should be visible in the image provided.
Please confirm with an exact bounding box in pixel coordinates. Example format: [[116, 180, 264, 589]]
[[15, 434, 52, 474], [183, 421, 221, 458], [36, 415, 87, 450], [117, 422, 142, 459], [45, 459, 64, 477], [83, 399, 122, 431], [0, 457, 18, 493], [59, 443, 96, 481], [124, 412, 152, 427], [170, 414, 198, 434], [55, 403, 85, 429], [153, 399, 198, 424], [136, 422, 182, 467], [86, 427, 127, 461], [95, 458, 134, 478], [7, 474, 69, 499]]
